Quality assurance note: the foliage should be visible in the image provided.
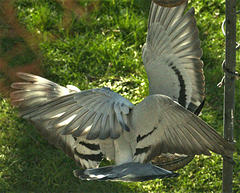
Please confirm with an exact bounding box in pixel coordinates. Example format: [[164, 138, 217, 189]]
[[0, 0, 239, 192]]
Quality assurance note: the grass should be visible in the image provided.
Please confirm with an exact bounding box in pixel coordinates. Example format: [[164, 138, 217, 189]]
[[0, 0, 240, 192]]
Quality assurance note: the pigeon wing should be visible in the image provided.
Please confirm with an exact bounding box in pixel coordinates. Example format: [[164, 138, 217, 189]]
[[11, 73, 134, 168], [131, 95, 234, 163], [143, 2, 205, 114]]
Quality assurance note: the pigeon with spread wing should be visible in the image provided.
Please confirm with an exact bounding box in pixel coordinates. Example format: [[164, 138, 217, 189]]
[[11, 1, 234, 182]]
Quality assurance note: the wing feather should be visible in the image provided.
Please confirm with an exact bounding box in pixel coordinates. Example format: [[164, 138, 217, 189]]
[[72, 111, 97, 137], [143, 2, 205, 114], [86, 113, 103, 140], [60, 108, 89, 135], [11, 73, 134, 169], [131, 95, 235, 163], [31, 99, 76, 120], [11, 73, 133, 140], [48, 105, 81, 129], [11, 97, 48, 109], [99, 115, 110, 140]]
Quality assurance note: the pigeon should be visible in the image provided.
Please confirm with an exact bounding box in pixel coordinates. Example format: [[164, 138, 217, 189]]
[[10, 1, 234, 182]]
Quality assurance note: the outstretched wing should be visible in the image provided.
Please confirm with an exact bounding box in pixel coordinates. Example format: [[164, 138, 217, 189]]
[[11, 72, 80, 109], [143, 2, 205, 114], [17, 88, 133, 140], [11, 73, 134, 168], [131, 95, 234, 163]]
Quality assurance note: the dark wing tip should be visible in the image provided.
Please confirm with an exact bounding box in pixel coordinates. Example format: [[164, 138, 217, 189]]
[[193, 99, 205, 115], [119, 121, 130, 132]]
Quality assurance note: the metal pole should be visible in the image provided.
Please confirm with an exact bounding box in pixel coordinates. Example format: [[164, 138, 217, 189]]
[[222, 0, 236, 192]]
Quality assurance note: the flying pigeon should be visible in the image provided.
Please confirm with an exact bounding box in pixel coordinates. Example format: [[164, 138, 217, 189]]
[[10, 1, 234, 182]]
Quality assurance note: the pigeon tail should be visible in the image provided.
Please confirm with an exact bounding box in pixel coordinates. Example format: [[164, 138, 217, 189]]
[[74, 162, 179, 182]]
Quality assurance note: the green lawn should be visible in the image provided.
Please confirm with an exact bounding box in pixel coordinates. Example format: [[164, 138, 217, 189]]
[[0, 0, 240, 192]]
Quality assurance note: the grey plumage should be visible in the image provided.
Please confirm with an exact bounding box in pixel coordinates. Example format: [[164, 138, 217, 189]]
[[10, 1, 235, 182], [74, 162, 179, 182]]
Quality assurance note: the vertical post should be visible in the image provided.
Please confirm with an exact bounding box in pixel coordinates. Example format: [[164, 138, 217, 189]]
[[222, 0, 236, 192]]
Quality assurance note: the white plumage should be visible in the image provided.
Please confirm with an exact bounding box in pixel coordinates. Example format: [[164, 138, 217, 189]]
[[10, 1, 234, 182]]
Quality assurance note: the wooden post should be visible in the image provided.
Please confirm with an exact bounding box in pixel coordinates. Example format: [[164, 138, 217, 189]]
[[222, 0, 236, 192]]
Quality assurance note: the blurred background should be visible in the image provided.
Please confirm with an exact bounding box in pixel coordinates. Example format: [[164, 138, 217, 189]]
[[0, 0, 239, 192]]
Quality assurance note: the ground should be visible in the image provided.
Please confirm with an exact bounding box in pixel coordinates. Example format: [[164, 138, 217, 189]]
[[0, 0, 239, 192]]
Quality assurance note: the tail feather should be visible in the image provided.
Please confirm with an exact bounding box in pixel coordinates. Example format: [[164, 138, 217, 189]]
[[74, 162, 179, 182]]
